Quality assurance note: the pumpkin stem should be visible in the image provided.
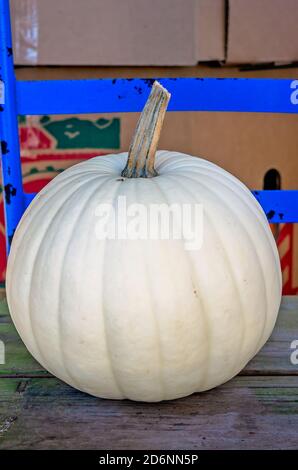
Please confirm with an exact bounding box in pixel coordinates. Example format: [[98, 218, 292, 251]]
[[121, 81, 171, 178]]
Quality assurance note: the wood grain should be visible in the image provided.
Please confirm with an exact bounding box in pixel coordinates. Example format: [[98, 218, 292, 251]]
[[0, 296, 297, 449], [243, 296, 298, 375], [0, 376, 298, 449]]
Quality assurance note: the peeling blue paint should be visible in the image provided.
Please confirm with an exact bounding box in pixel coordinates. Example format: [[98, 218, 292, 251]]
[[4, 183, 16, 204], [267, 210, 275, 220], [8, 229, 15, 246], [143, 78, 155, 88], [1, 140, 8, 154]]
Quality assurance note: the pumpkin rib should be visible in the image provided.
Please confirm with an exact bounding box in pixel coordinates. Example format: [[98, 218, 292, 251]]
[[37, 167, 112, 190], [8, 173, 107, 287], [56, 182, 107, 389], [86, 176, 131, 398], [149, 176, 200, 400], [134, 179, 167, 401], [26, 176, 108, 385], [142, 260, 166, 401], [56, 176, 126, 394], [162, 156, 267, 224], [157, 152, 267, 221], [58, 173, 130, 398], [192, 168, 281, 348], [80, 153, 127, 174], [49, 154, 126, 178], [156, 154, 221, 178], [176, 163, 278, 266], [7, 174, 106, 375], [99, 177, 149, 400], [155, 152, 197, 173], [177, 172, 270, 367], [153, 175, 211, 395], [13, 171, 111, 243], [179, 169, 279, 354], [168, 173, 248, 383]]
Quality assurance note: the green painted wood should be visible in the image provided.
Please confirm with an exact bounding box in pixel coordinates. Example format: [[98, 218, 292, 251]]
[[0, 296, 297, 378], [0, 376, 298, 449], [0, 322, 49, 377]]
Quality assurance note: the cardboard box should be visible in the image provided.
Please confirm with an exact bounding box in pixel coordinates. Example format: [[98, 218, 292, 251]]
[[12, 0, 298, 66], [196, 0, 226, 62], [11, 0, 195, 65], [11, 0, 226, 65], [227, 0, 298, 64]]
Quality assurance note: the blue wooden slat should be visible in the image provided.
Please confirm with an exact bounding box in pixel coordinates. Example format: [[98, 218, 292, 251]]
[[252, 190, 298, 223], [23, 190, 298, 223], [0, 0, 25, 251], [16, 78, 298, 115], [23, 192, 35, 208]]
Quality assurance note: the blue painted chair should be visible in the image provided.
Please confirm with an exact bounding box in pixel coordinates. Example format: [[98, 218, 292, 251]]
[[0, 0, 298, 253]]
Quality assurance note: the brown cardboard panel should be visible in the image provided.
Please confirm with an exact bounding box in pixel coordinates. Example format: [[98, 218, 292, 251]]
[[11, 0, 226, 65], [196, 0, 226, 61], [11, 0, 196, 66], [227, 0, 298, 64], [15, 64, 298, 81]]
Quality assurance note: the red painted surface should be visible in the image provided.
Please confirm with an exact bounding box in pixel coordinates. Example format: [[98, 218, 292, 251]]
[[278, 224, 298, 295]]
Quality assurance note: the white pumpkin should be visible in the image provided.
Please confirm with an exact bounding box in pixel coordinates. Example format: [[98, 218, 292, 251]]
[[6, 83, 281, 402]]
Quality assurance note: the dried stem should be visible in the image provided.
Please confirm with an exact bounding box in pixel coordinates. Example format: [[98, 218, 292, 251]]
[[121, 81, 171, 178]]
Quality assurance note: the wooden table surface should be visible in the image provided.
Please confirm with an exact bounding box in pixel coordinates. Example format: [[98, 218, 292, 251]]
[[0, 295, 297, 450]]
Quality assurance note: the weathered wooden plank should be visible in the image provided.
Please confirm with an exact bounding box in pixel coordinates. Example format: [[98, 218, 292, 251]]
[[0, 323, 49, 377], [0, 288, 6, 300], [244, 296, 298, 375], [0, 376, 298, 450], [16, 78, 298, 115], [0, 296, 297, 377], [0, 298, 9, 320]]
